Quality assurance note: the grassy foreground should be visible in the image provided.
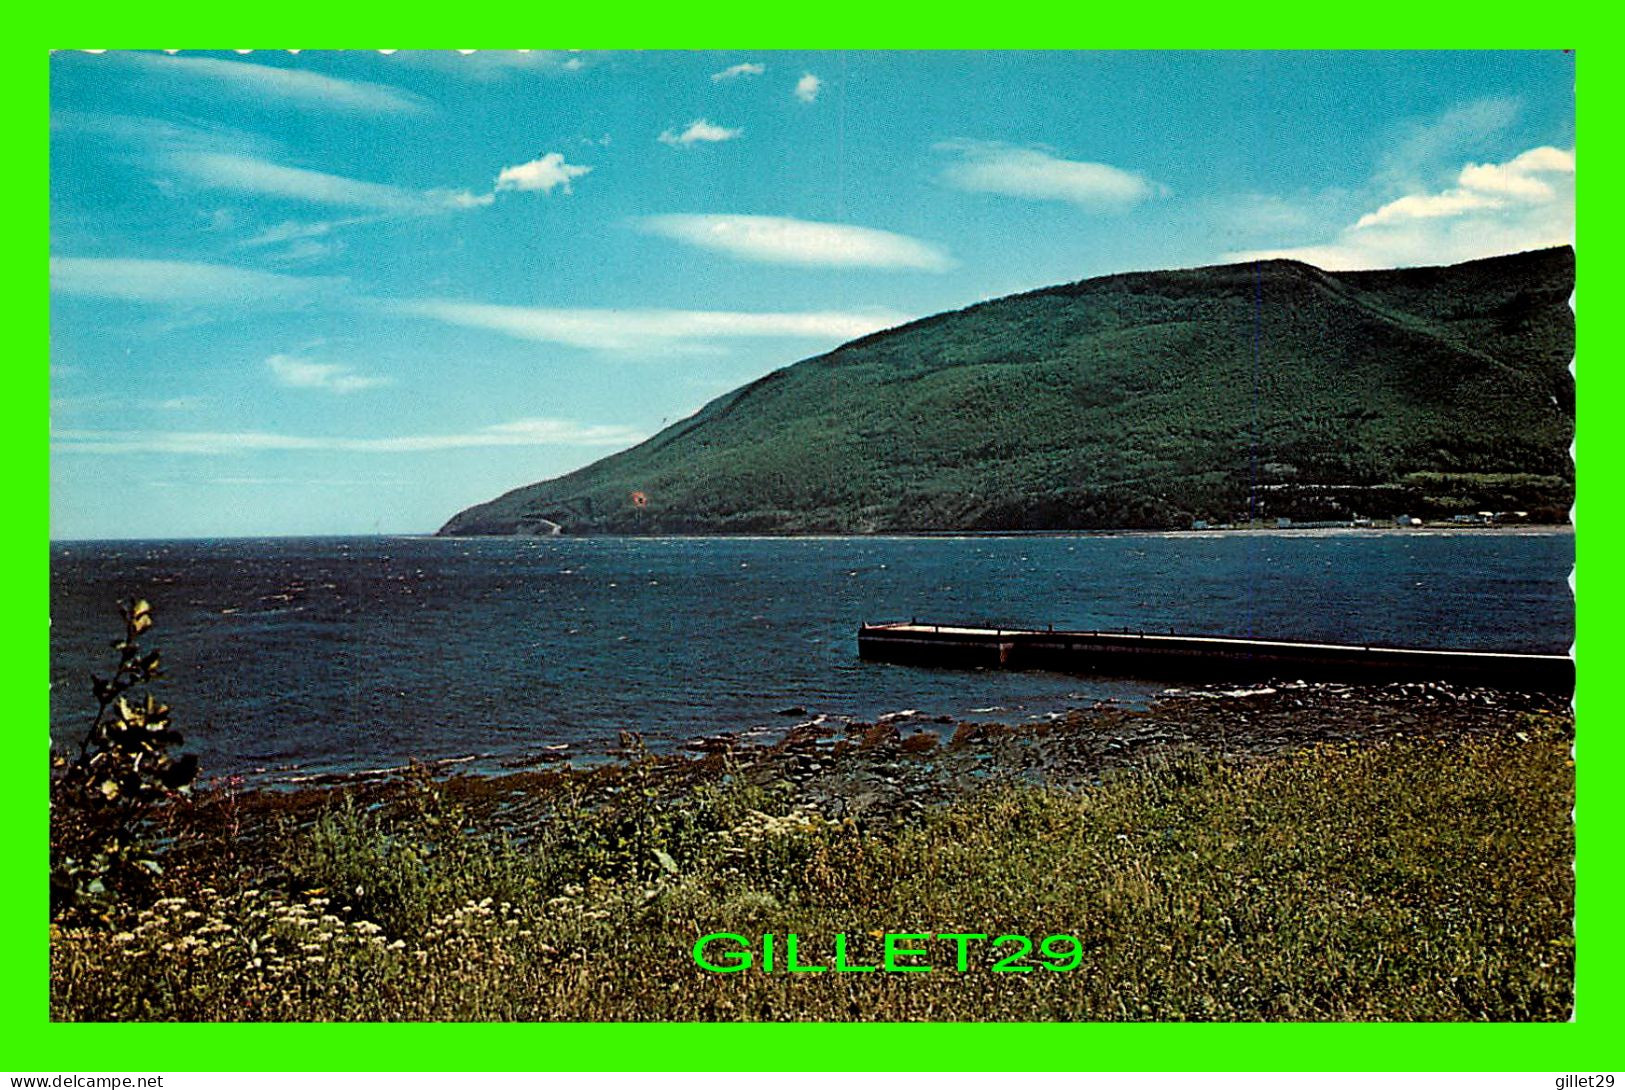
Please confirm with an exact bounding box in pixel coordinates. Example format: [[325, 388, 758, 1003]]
[[51, 716, 1573, 1021]]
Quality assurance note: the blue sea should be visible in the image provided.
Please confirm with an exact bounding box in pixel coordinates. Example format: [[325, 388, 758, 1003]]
[[49, 530, 1574, 782]]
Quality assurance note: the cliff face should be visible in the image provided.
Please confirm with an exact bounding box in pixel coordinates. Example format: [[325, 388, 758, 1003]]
[[441, 247, 1575, 535]]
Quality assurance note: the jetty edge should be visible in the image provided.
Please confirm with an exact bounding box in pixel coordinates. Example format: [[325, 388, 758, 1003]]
[[857, 622, 1574, 693]]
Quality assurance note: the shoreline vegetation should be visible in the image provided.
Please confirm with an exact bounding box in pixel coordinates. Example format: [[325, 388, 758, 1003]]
[[51, 681, 1575, 1021], [49, 521, 1576, 547], [430, 521, 1574, 541]]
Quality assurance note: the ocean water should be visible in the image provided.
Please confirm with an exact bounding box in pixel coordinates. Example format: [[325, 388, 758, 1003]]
[[49, 531, 1574, 781]]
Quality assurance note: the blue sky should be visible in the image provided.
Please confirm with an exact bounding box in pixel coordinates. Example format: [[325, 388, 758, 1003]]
[[48, 50, 1575, 539]]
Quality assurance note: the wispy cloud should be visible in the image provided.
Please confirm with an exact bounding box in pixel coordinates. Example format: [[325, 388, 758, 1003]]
[[495, 152, 592, 194], [162, 150, 485, 213], [50, 257, 342, 307], [384, 50, 591, 81], [52, 110, 277, 159], [658, 119, 742, 146], [267, 354, 392, 394], [51, 393, 211, 415], [713, 62, 765, 82], [395, 299, 909, 352], [121, 53, 429, 115], [937, 139, 1165, 208], [237, 216, 380, 262], [638, 214, 952, 271], [794, 73, 823, 103], [1375, 96, 1522, 192], [52, 417, 646, 456], [204, 476, 410, 487], [1227, 145, 1573, 270]]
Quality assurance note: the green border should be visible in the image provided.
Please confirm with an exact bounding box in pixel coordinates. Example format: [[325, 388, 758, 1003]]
[[11, 15, 1617, 1072]]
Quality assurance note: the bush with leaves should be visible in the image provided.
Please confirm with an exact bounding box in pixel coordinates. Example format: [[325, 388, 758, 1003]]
[[51, 598, 199, 921]]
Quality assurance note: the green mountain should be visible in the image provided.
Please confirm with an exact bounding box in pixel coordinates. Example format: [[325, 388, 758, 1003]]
[[440, 247, 1575, 535]]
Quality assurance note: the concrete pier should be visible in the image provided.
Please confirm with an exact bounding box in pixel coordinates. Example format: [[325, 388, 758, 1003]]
[[857, 622, 1573, 692]]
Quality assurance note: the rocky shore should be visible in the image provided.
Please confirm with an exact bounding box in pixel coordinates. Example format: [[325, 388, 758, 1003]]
[[160, 679, 1571, 869]]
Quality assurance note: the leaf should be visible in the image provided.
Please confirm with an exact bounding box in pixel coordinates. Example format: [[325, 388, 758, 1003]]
[[653, 848, 679, 875], [159, 754, 198, 789], [129, 599, 153, 634]]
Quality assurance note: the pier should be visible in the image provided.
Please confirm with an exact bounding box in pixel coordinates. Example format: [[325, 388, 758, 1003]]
[[857, 622, 1574, 692]]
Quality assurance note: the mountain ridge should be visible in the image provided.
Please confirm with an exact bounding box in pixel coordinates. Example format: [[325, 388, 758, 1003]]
[[440, 247, 1575, 536]]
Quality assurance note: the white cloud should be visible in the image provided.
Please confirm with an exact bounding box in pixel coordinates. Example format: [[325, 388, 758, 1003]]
[[713, 62, 765, 82], [52, 418, 646, 456], [50, 257, 341, 307], [396, 299, 909, 352], [495, 152, 592, 194], [937, 139, 1165, 208], [267, 354, 392, 394], [1355, 147, 1573, 229], [658, 119, 743, 146], [638, 213, 952, 271], [122, 53, 428, 115], [794, 73, 822, 103], [1230, 145, 1574, 270]]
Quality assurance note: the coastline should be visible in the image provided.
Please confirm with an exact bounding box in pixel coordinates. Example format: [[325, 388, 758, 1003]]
[[51, 679, 1575, 1021]]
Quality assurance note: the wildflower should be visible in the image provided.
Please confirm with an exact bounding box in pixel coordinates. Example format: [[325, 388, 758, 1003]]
[[387, 939, 406, 950]]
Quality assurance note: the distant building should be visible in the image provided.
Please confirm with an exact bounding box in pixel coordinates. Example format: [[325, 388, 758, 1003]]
[[1276, 517, 1292, 528], [1190, 519, 1209, 530], [1395, 515, 1423, 527]]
